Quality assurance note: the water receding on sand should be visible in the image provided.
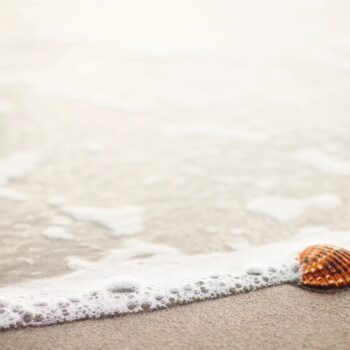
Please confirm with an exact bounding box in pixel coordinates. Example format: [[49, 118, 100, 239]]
[[1, 0, 350, 330]]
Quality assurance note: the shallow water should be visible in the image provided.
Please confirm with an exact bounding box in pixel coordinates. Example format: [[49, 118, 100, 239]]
[[0, 0, 350, 329]]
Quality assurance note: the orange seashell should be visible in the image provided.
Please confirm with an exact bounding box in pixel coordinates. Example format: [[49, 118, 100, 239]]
[[299, 245, 350, 288]]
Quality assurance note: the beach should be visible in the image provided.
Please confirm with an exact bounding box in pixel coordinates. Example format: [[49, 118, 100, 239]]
[[2, 285, 350, 350], [1, 0, 350, 347]]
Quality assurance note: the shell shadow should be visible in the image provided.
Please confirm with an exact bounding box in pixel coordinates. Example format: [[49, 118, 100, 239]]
[[294, 283, 350, 295]]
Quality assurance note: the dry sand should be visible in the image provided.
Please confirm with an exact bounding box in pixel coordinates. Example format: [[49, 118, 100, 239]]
[[2, 285, 350, 350]]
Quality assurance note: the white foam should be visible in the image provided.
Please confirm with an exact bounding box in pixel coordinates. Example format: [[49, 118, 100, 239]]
[[0, 153, 40, 185], [65, 257, 92, 271], [227, 241, 251, 251], [42, 227, 74, 241], [307, 195, 342, 209], [0, 230, 349, 330], [293, 148, 350, 175], [0, 187, 27, 202], [247, 194, 341, 221], [60, 206, 144, 237], [163, 124, 266, 143]]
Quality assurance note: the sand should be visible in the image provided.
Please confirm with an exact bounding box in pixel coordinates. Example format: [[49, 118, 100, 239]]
[[1, 285, 350, 350]]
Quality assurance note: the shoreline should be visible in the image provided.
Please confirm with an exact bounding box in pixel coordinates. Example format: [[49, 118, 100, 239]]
[[2, 230, 349, 331], [2, 285, 350, 349]]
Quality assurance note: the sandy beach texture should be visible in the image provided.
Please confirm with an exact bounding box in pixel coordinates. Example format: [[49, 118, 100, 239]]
[[2, 285, 350, 350]]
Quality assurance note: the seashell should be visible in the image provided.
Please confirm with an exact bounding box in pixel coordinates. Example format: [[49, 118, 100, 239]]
[[299, 245, 350, 287]]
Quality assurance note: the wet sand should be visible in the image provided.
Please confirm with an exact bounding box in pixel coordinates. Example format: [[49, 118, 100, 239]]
[[2, 285, 350, 350]]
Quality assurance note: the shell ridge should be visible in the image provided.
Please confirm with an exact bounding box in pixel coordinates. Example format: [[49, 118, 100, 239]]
[[322, 248, 350, 286], [334, 253, 350, 282], [328, 252, 350, 284], [299, 244, 350, 288], [323, 258, 343, 287]]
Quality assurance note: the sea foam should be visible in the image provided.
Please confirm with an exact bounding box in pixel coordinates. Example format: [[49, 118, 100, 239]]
[[0, 230, 349, 330], [60, 206, 144, 237], [0, 152, 40, 185], [42, 227, 74, 241], [0, 187, 27, 202], [247, 194, 341, 221], [293, 148, 350, 175]]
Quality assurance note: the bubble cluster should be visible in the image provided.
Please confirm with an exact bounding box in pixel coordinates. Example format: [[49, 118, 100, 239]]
[[0, 260, 301, 331], [0, 234, 315, 332]]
